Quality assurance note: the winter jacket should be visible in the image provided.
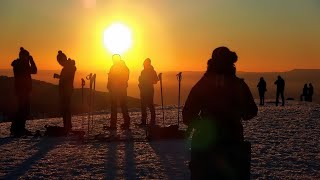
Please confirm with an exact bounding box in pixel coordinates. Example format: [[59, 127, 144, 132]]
[[257, 80, 267, 93], [138, 65, 159, 92], [59, 60, 76, 96], [107, 60, 130, 92], [183, 73, 257, 148], [11, 57, 37, 96]]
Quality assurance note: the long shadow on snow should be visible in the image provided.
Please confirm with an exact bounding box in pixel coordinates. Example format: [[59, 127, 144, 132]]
[[0, 137, 15, 147], [103, 131, 137, 179], [1, 137, 62, 179], [149, 140, 190, 180], [124, 131, 137, 179], [104, 141, 118, 179]]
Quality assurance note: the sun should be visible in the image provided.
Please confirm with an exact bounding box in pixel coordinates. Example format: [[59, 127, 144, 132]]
[[103, 23, 132, 55]]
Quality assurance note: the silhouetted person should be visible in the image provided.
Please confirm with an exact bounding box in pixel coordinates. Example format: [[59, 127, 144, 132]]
[[10, 47, 37, 137], [54, 51, 76, 132], [308, 83, 314, 102], [257, 77, 267, 105], [107, 54, 130, 130], [183, 47, 258, 179], [274, 76, 285, 106], [300, 84, 308, 101], [138, 58, 159, 126]]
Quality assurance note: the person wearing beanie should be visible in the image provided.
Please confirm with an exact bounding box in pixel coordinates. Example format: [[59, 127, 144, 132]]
[[138, 58, 159, 126], [106, 54, 131, 130], [10, 47, 37, 137], [54, 50, 76, 132], [182, 47, 257, 179]]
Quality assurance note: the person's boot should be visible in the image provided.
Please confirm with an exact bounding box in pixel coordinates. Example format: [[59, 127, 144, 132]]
[[121, 115, 130, 130], [120, 123, 130, 130], [23, 129, 33, 136], [33, 130, 42, 138], [10, 126, 17, 137], [11, 129, 23, 138], [137, 119, 147, 127], [105, 117, 117, 130], [104, 124, 117, 130], [149, 119, 156, 127]]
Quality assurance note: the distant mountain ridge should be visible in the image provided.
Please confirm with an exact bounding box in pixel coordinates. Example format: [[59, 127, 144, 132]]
[[290, 69, 320, 72], [0, 68, 319, 106]]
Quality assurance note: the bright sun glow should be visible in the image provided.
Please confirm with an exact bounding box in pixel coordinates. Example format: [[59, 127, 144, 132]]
[[103, 23, 132, 55]]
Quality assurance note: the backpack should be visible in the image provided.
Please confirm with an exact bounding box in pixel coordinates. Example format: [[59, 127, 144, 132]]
[[146, 125, 186, 140], [44, 125, 67, 137]]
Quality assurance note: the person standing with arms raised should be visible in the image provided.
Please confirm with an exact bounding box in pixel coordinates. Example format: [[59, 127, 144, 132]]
[[183, 47, 258, 179], [106, 54, 131, 130], [54, 50, 76, 132], [10, 47, 37, 137], [138, 58, 159, 126]]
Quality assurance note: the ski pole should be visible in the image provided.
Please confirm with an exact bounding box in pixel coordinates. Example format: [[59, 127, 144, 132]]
[[145, 103, 148, 138], [86, 73, 93, 135], [81, 78, 85, 104], [176, 72, 182, 127], [158, 73, 165, 126], [81, 78, 85, 130], [91, 74, 96, 134]]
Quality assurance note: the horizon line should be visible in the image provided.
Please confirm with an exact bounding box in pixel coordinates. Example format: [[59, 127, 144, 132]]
[[1, 68, 320, 74]]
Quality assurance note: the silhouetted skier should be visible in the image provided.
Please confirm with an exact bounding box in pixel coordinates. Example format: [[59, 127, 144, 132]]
[[308, 83, 314, 102], [257, 77, 267, 105], [183, 47, 258, 179], [107, 54, 130, 130], [54, 51, 76, 132], [300, 84, 308, 101], [274, 76, 285, 106], [138, 58, 159, 126], [10, 47, 37, 137]]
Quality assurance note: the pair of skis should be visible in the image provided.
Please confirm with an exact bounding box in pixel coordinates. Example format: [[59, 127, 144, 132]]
[[145, 72, 183, 140], [81, 73, 96, 136], [158, 72, 182, 127]]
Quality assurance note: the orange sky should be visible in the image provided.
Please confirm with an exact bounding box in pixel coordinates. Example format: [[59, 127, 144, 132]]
[[0, 0, 320, 72]]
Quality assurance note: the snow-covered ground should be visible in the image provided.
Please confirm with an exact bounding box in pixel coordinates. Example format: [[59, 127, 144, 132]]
[[0, 101, 320, 179]]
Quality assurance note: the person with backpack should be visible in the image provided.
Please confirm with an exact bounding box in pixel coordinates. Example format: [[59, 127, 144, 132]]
[[10, 47, 37, 137], [106, 54, 131, 130], [54, 50, 76, 132], [183, 47, 258, 179], [138, 58, 159, 126]]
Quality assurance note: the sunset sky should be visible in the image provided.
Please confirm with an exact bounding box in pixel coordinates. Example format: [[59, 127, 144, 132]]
[[0, 0, 319, 72]]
